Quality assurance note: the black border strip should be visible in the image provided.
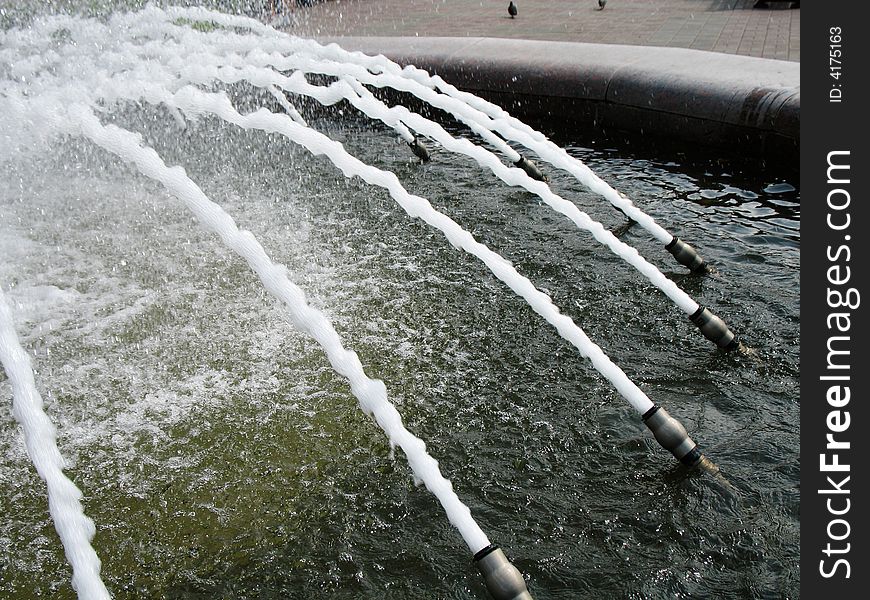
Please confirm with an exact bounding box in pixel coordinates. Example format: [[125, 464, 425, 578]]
[[801, 3, 868, 596]]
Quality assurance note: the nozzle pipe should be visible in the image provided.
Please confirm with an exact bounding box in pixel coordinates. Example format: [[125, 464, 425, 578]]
[[644, 416, 734, 490], [665, 237, 708, 274], [408, 136, 431, 162], [514, 155, 547, 181], [642, 405, 702, 467], [690, 307, 738, 351], [474, 545, 534, 600]]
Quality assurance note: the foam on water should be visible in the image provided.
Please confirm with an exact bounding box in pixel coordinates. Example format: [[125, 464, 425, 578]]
[[153, 6, 676, 245], [0, 289, 111, 599], [2, 8, 660, 415], [0, 7, 764, 596], [114, 9, 679, 264]]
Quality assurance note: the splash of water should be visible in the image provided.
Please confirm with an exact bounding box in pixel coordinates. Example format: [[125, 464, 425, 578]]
[[1, 10, 661, 418], [0, 8, 723, 595], [0, 289, 111, 600], [74, 105, 492, 551], [160, 5, 676, 244], [181, 57, 700, 315], [111, 11, 698, 314]]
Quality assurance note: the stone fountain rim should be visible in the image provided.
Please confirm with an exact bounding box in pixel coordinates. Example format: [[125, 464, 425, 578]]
[[318, 36, 800, 162]]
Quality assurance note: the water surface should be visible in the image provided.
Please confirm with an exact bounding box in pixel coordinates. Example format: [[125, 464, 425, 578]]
[[1, 100, 799, 597]]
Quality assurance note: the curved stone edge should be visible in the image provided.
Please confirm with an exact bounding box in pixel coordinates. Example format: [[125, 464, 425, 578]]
[[319, 36, 800, 161]]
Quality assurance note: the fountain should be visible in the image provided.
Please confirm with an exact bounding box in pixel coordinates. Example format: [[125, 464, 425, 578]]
[[1, 4, 800, 599], [0, 289, 110, 599]]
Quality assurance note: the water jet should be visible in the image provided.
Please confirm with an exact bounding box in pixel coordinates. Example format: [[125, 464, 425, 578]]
[[0, 5, 799, 598]]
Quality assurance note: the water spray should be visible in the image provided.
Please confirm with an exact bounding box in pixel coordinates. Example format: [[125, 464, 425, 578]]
[[268, 84, 308, 126], [161, 54, 738, 350], [8, 8, 732, 448], [66, 104, 541, 599], [66, 103, 496, 549], [0, 289, 111, 600], [248, 34, 711, 274], [135, 10, 705, 282], [338, 75, 430, 162], [1, 12, 736, 595], [205, 56, 741, 350], [123, 15, 697, 277], [337, 50, 717, 275], [71, 35, 726, 469], [129, 14, 735, 348], [165, 86, 716, 467]]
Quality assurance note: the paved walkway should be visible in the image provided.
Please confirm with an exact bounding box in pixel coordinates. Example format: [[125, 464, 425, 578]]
[[276, 0, 799, 62]]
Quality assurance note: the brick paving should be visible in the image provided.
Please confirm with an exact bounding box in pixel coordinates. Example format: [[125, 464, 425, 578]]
[[273, 0, 799, 62]]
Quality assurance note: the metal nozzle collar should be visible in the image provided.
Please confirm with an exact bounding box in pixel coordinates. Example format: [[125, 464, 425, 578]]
[[514, 156, 547, 181], [642, 405, 700, 465], [690, 307, 738, 350], [665, 237, 707, 273], [474, 545, 534, 600], [409, 137, 430, 162]]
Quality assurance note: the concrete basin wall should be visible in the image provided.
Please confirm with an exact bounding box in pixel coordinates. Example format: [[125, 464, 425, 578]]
[[322, 36, 800, 161]]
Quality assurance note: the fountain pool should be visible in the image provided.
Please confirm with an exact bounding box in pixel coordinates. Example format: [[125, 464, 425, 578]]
[[1, 6, 799, 599]]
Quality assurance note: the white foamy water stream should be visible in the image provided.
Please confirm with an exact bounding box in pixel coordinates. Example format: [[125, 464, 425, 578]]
[[1, 7, 728, 596], [4, 7, 707, 322], [0, 289, 111, 600], [157, 5, 677, 244]]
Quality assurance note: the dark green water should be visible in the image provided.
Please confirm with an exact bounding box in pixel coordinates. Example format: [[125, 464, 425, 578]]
[[1, 105, 798, 599]]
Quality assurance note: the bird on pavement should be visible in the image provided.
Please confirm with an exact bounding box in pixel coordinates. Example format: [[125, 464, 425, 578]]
[[598, 0, 607, 10], [508, 2, 518, 18]]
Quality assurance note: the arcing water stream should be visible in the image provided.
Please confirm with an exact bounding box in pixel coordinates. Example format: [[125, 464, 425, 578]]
[[0, 289, 111, 599], [1, 5, 799, 599], [97, 9, 717, 320]]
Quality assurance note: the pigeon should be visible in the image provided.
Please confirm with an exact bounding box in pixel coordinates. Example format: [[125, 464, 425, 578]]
[[508, 2, 517, 18], [597, 0, 607, 9]]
